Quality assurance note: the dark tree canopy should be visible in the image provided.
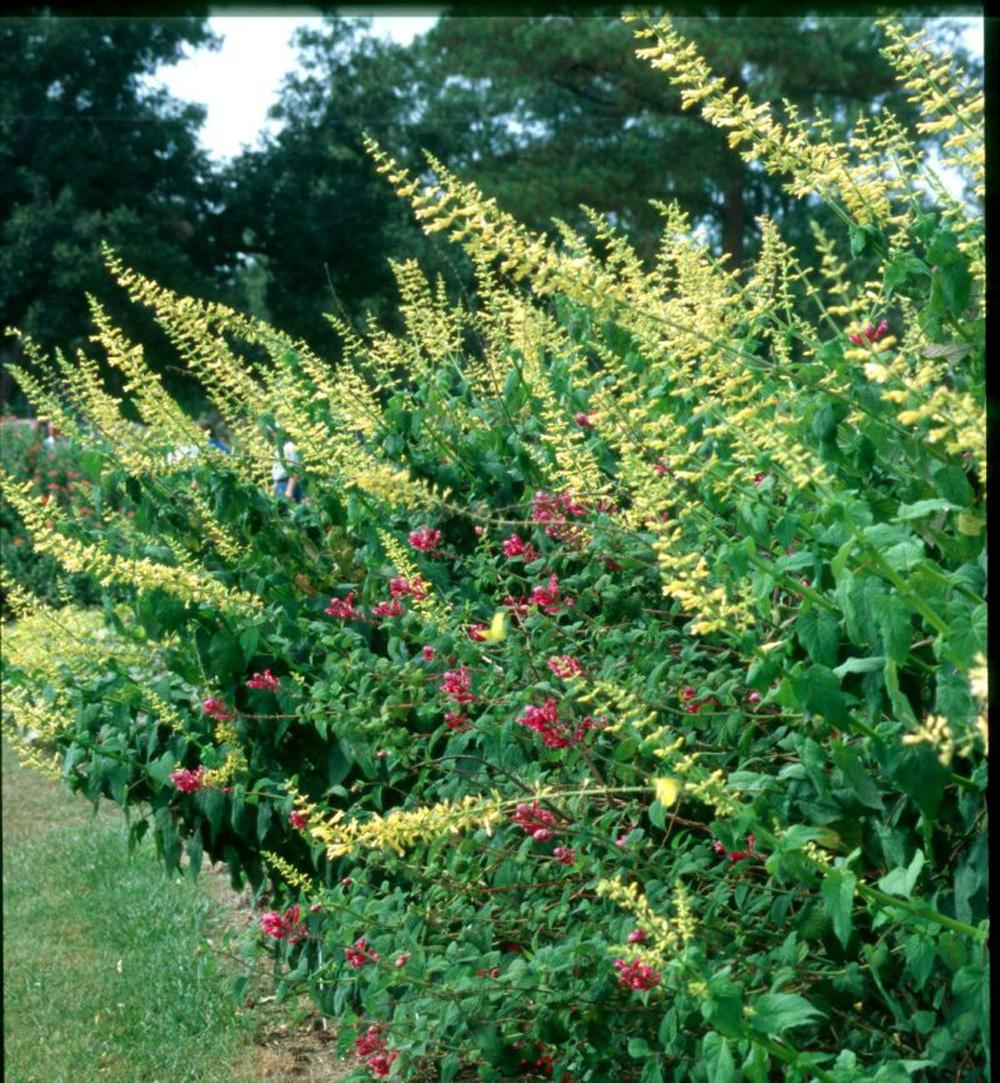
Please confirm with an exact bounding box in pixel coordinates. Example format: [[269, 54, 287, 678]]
[[0, 15, 224, 404]]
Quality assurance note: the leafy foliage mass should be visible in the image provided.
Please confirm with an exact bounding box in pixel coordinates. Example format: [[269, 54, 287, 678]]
[[1, 16, 987, 1083]]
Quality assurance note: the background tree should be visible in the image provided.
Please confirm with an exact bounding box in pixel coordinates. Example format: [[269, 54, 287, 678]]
[[225, 11, 977, 353], [407, 13, 978, 266], [0, 15, 224, 407], [216, 19, 454, 356]]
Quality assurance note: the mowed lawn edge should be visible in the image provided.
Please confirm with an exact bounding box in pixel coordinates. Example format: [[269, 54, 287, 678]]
[[2, 739, 273, 1083]]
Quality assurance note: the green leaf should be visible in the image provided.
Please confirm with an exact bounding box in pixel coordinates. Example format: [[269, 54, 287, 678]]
[[821, 868, 857, 947], [256, 800, 272, 843], [639, 1059, 664, 1083], [701, 1032, 736, 1083], [239, 626, 259, 658], [748, 992, 824, 1036], [440, 1052, 461, 1083], [832, 742, 884, 810], [185, 834, 203, 879], [932, 465, 974, 507], [81, 449, 105, 483], [878, 849, 925, 899], [628, 1037, 651, 1058], [883, 251, 929, 296], [796, 607, 839, 667], [833, 655, 884, 678], [871, 594, 911, 665], [893, 499, 959, 521], [882, 658, 917, 724], [792, 665, 850, 728], [199, 787, 226, 844]]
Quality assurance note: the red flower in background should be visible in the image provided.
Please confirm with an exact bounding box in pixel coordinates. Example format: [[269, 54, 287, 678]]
[[170, 766, 206, 793], [325, 592, 360, 620], [408, 525, 442, 552], [246, 669, 280, 691], [613, 957, 661, 991]]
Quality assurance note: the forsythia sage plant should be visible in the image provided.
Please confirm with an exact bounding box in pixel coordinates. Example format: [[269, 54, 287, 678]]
[[1, 14, 986, 1082]]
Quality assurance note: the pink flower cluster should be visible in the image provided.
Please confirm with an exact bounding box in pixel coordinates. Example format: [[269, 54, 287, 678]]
[[202, 696, 235, 722], [170, 765, 206, 793], [502, 594, 532, 621], [467, 623, 488, 642], [680, 685, 716, 714], [848, 319, 888, 345], [627, 928, 647, 944], [344, 936, 380, 969], [408, 525, 441, 552], [532, 490, 589, 543], [441, 665, 475, 704], [289, 809, 309, 831], [530, 574, 574, 615], [512, 801, 559, 843], [502, 533, 539, 561], [389, 576, 425, 600], [325, 591, 360, 620], [261, 904, 307, 944], [713, 833, 758, 863], [246, 669, 280, 691], [354, 1024, 399, 1078], [613, 957, 661, 991], [371, 598, 404, 619], [553, 846, 576, 866], [516, 699, 598, 750], [546, 655, 582, 679], [574, 411, 595, 430]]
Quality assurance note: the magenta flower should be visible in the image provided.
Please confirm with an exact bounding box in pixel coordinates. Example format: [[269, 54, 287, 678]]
[[170, 765, 206, 794], [261, 904, 306, 943], [627, 928, 647, 944], [367, 1051, 399, 1078], [394, 953, 411, 967], [502, 533, 539, 560], [246, 669, 280, 691], [422, 644, 436, 662], [441, 665, 475, 704], [848, 319, 889, 345], [407, 525, 442, 552], [502, 594, 532, 621], [613, 957, 661, 991], [517, 699, 598, 750], [553, 846, 576, 866], [530, 574, 574, 615], [444, 711, 470, 731], [512, 801, 559, 841], [289, 809, 309, 831], [546, 654, 582, 679], [389, 576, 426, 600], [467, 623, 488, 642], [201, 697, 235, 722], [574, 411, 595, 429], [371, 598, 404, 618], [354, 1025, 385, 1058], [325, 591, 360, 620], [344, 936, 380, 969]]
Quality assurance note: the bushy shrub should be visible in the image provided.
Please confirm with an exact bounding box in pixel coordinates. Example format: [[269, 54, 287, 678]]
[[0, 420, 105, 615], [1, 15, 986, 1083]]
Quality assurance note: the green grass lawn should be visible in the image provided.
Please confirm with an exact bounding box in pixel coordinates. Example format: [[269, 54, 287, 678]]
[[2, 741, 268, 1083]]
